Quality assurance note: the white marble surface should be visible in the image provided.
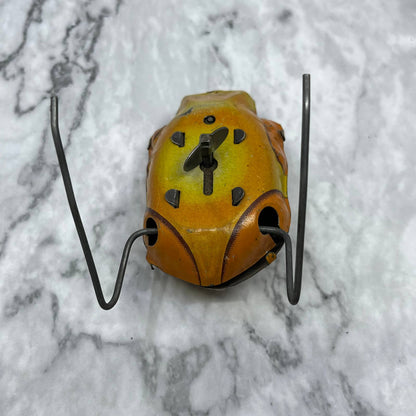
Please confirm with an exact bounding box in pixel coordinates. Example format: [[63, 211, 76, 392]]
[[1, 0, 416, 414]]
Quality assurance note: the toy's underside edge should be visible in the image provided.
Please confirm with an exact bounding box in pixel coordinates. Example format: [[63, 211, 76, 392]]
[[204, 238, 284, 290]]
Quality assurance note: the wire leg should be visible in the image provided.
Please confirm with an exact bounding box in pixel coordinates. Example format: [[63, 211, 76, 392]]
[[50, 96, 157, 310], [259, 74, 310, 305]]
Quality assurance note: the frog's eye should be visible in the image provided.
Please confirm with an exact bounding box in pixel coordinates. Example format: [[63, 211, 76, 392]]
[[203, 115, 215, 124]]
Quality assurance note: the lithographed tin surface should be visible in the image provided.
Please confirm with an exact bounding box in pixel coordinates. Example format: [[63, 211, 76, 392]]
[[144, 91, 290, 287]]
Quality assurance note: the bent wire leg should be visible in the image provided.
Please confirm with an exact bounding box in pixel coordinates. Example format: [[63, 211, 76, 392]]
[[50, 96, 157, 310], [260, 74, 310, 305], [259, 226, 298, 304]]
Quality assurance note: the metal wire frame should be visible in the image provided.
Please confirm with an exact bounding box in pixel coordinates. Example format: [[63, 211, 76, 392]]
[[50, 96, 157, 310], [50, 73, 309, 309], [260, 73, 310, 305]]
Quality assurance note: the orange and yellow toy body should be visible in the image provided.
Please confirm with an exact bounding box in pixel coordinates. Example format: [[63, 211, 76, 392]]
[[144, 91, 290, 287]]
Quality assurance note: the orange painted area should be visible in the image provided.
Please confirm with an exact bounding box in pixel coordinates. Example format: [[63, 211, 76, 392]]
[[221, 190, 290, 283], [145, 91, 290, 286], [144, 208, 200, 286]]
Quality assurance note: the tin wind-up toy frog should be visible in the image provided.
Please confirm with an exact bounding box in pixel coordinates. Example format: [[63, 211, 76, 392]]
[[50, 75, 310, 310]]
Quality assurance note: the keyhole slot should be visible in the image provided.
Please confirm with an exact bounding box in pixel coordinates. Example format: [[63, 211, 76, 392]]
[[200, 158, 218, 195]]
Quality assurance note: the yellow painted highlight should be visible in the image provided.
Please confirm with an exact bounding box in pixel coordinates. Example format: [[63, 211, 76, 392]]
[[146, 91, 289, 286]]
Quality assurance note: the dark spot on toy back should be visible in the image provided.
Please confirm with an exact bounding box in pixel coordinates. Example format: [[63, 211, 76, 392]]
[[165, 189, 180, 208], [171, 132, 185, 147], [234, 129, 246, 144], [204, 115, 216, 124], [232, 187, 245, 206]]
